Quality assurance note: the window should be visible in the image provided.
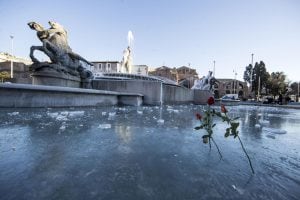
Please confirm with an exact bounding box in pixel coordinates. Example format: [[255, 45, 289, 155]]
[[107, 63, 111, 72], [98, 63, 102, 71], [239, 83, 243, 89], [226, 83, 231, 89]]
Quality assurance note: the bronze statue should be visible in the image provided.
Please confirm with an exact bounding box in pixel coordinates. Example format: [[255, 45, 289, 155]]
[[27, 21, 93, 80]]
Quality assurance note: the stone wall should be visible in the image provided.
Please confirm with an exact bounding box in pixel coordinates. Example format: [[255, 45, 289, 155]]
[[163, 84, 194, 104], [193, 90, 213, 104], [93, 79, 162, 105], [0, 83, 142, 107], [92, 79, 211, 105]]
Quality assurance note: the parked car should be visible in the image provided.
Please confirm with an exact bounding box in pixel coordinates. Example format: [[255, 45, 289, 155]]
[[262, 96, 274, 104], [221, 94, 240, 101]]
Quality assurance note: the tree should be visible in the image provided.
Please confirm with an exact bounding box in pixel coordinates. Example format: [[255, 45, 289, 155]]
[[253, 61, 269, 95], [243, 64, 253, 86], [289, 82, 299, 95], [0, 71, 10, 83], [243, 61, 269, 95], [266, 72, 287, 97]]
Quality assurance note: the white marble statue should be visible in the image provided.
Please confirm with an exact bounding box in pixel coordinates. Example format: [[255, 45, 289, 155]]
[[120, 46, 132, 73], [192, 71, 217, 91]]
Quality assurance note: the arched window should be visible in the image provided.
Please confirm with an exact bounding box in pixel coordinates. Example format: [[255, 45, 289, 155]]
[[226, 83, 231, 89], [214, 90, 219, 98], [238, 91, 244, 98]]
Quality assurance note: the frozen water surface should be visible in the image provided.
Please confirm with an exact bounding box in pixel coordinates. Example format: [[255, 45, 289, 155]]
[[0, 105, 299, 200]]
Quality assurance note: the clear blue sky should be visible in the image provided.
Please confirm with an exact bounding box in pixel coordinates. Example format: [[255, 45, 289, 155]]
[[1, 0, 300, 82]]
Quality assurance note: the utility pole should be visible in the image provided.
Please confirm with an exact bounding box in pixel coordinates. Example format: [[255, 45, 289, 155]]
[[233, 70, 237, 94], [250, 53, 254, 98], [213, 60, 216, 77], [298, 81, 299, 102], [257, 76, 261, 101], [10, 35, 14, 78]]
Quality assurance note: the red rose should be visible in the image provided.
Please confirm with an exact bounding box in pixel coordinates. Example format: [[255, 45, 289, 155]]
[[221, 104, 228, 113], [207, 97, 215, 105], [196, 113, 202, 120]]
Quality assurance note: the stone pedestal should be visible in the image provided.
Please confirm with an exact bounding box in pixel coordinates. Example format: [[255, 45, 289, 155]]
[[193, 90, 213, 104], [31, 67, 81, 88]]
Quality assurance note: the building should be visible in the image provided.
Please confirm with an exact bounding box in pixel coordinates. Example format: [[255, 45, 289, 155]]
[[0, 52, 32, 65], [0, 52, 32, 84], [91, 61, 121, 76], [91, 61, 149, 76], [213, 78, 248, 99], [131, 65, 148, 76], [176, 66, 199, 88], [148, 66, 177, 81], [148, 65, 199, 88]]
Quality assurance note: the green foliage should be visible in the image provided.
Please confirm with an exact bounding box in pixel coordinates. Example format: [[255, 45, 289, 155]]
[[243, 61, 269, 94], [290, 82, 299, 95], [0, 71, 10, 83], [243, 60, 291, 98], [266, 72, 287, 97], [243, 64, 253, 85]]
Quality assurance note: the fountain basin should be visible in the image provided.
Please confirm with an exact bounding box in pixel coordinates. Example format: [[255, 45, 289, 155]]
[[0, 105, 299, 199]]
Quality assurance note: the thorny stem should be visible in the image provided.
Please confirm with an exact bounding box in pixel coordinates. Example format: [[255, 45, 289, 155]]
[[237, 135, 255, 174], [211, 137, 223, 159]]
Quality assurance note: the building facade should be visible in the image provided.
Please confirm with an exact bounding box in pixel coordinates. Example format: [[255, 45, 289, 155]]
[[91, 61, 149, 76], [213, 78, 248, 99], [176, 66, 199, 88], [148, 65, 199, 88], [0, 53, 32, 84], [131, 65, 148, 76], [0, 61, 32, 84], [148, 66, 177, 81], [91, 61, 120, 76]]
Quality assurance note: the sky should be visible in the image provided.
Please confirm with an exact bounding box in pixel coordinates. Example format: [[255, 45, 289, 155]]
[[0, 0, 300, 82]]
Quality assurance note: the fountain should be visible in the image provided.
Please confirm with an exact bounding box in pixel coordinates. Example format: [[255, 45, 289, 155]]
[[93, 31, 212, 105], [191, 71, 217, 91], [1, 23, 212, 107], [27, 21, 94, 88], [0, 22, 143, 107], [120, 31, 134, 73]]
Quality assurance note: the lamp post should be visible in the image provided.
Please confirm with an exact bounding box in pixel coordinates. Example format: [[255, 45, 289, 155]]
[[10, 35, 14, 78], [257, 76, 261, 101], [233, 70, 237, 94], [213, 60, 216, 77], [250, 53, 254, 98], [298, 81, 299, 102]]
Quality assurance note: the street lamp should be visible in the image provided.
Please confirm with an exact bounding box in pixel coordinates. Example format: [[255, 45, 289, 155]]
[[213, 60, 216, 77], [10, 35, 14, 78], [250, 53, 254, 88], [298, 81, 299, 102], [233, 70, 237, 94]]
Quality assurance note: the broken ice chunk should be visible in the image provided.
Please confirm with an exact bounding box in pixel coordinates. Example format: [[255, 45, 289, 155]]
[[108, 112, 116, 117], [137, 110, 143, 115], [157, 119, 164, 124], [98, 124, 112, 129], [255, 124, 261, 129], [68, 111, 85, 117], [8, 112, 19, 116]]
